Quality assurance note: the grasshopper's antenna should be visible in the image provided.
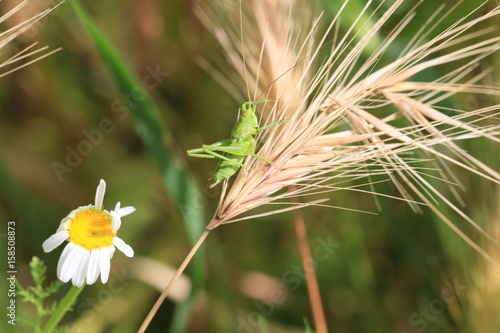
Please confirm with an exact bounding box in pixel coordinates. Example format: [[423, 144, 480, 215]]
[[239, 0, 251, 101], [253, 36, 336, 102], [237, 3, 336, 103]]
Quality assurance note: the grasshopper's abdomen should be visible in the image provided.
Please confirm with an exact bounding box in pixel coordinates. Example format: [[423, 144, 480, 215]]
[[210, 153, 244, 188]]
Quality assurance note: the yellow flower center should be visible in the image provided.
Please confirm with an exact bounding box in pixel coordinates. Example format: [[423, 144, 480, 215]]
[[68, 208, 115, 250]]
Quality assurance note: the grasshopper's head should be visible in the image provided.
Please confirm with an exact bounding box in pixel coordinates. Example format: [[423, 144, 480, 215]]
[[242, 99, 275, 112], [241, 101, 257, 115], [232, 99, 277, 138]]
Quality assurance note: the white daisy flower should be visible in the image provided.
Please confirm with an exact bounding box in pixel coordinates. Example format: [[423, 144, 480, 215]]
[[43, 179, 135, 287]]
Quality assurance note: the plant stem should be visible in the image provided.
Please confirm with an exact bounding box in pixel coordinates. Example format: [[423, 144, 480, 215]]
[[138, 228, 211, 333], [41, 285, 84, 333], [291, 188, 329, 333]]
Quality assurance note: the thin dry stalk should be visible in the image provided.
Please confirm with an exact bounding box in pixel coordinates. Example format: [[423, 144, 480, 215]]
[[291, 188, 328, 333], [138, 229, 211, 333]]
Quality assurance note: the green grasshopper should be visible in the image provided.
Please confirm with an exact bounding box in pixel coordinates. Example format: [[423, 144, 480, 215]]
[[187, 100, 282, 188]]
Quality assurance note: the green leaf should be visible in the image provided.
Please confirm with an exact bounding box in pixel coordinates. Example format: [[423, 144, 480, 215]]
[[46, 280, 65, 296], [17, 257, 68, 332], [17, 312, 37, 328]]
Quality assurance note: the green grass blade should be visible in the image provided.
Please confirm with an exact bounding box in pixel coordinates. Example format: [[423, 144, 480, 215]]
[[303, 317, 314, 333], [70, 0, 206, 328]]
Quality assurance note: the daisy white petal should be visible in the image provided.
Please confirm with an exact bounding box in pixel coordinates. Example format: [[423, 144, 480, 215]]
[[95, 179, 106, 210], [86, 249, 101, 285], [117, 206, 136, 217], [99, 247, 112, 284], [59, 243, 81, 283], [57, 243, 74, 280], [110, 210, 121, 233], [42, 231, 68, 253], [109, 246, 116, 259], [72, 249, 90, 287], [56, 217, 70, 232], [113, 237, 134, 257]]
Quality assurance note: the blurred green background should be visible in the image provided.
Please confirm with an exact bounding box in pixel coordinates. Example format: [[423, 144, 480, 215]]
[[0, 0, 499, 332]]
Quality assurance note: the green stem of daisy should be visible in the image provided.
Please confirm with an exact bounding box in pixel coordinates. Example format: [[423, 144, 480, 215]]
[[41, 284, 85, 333]]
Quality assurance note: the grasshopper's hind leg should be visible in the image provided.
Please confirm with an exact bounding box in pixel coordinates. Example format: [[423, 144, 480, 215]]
[[201, 146, 246, 168], [187, 146, 217, 158], [188, 139, 245, 167]]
